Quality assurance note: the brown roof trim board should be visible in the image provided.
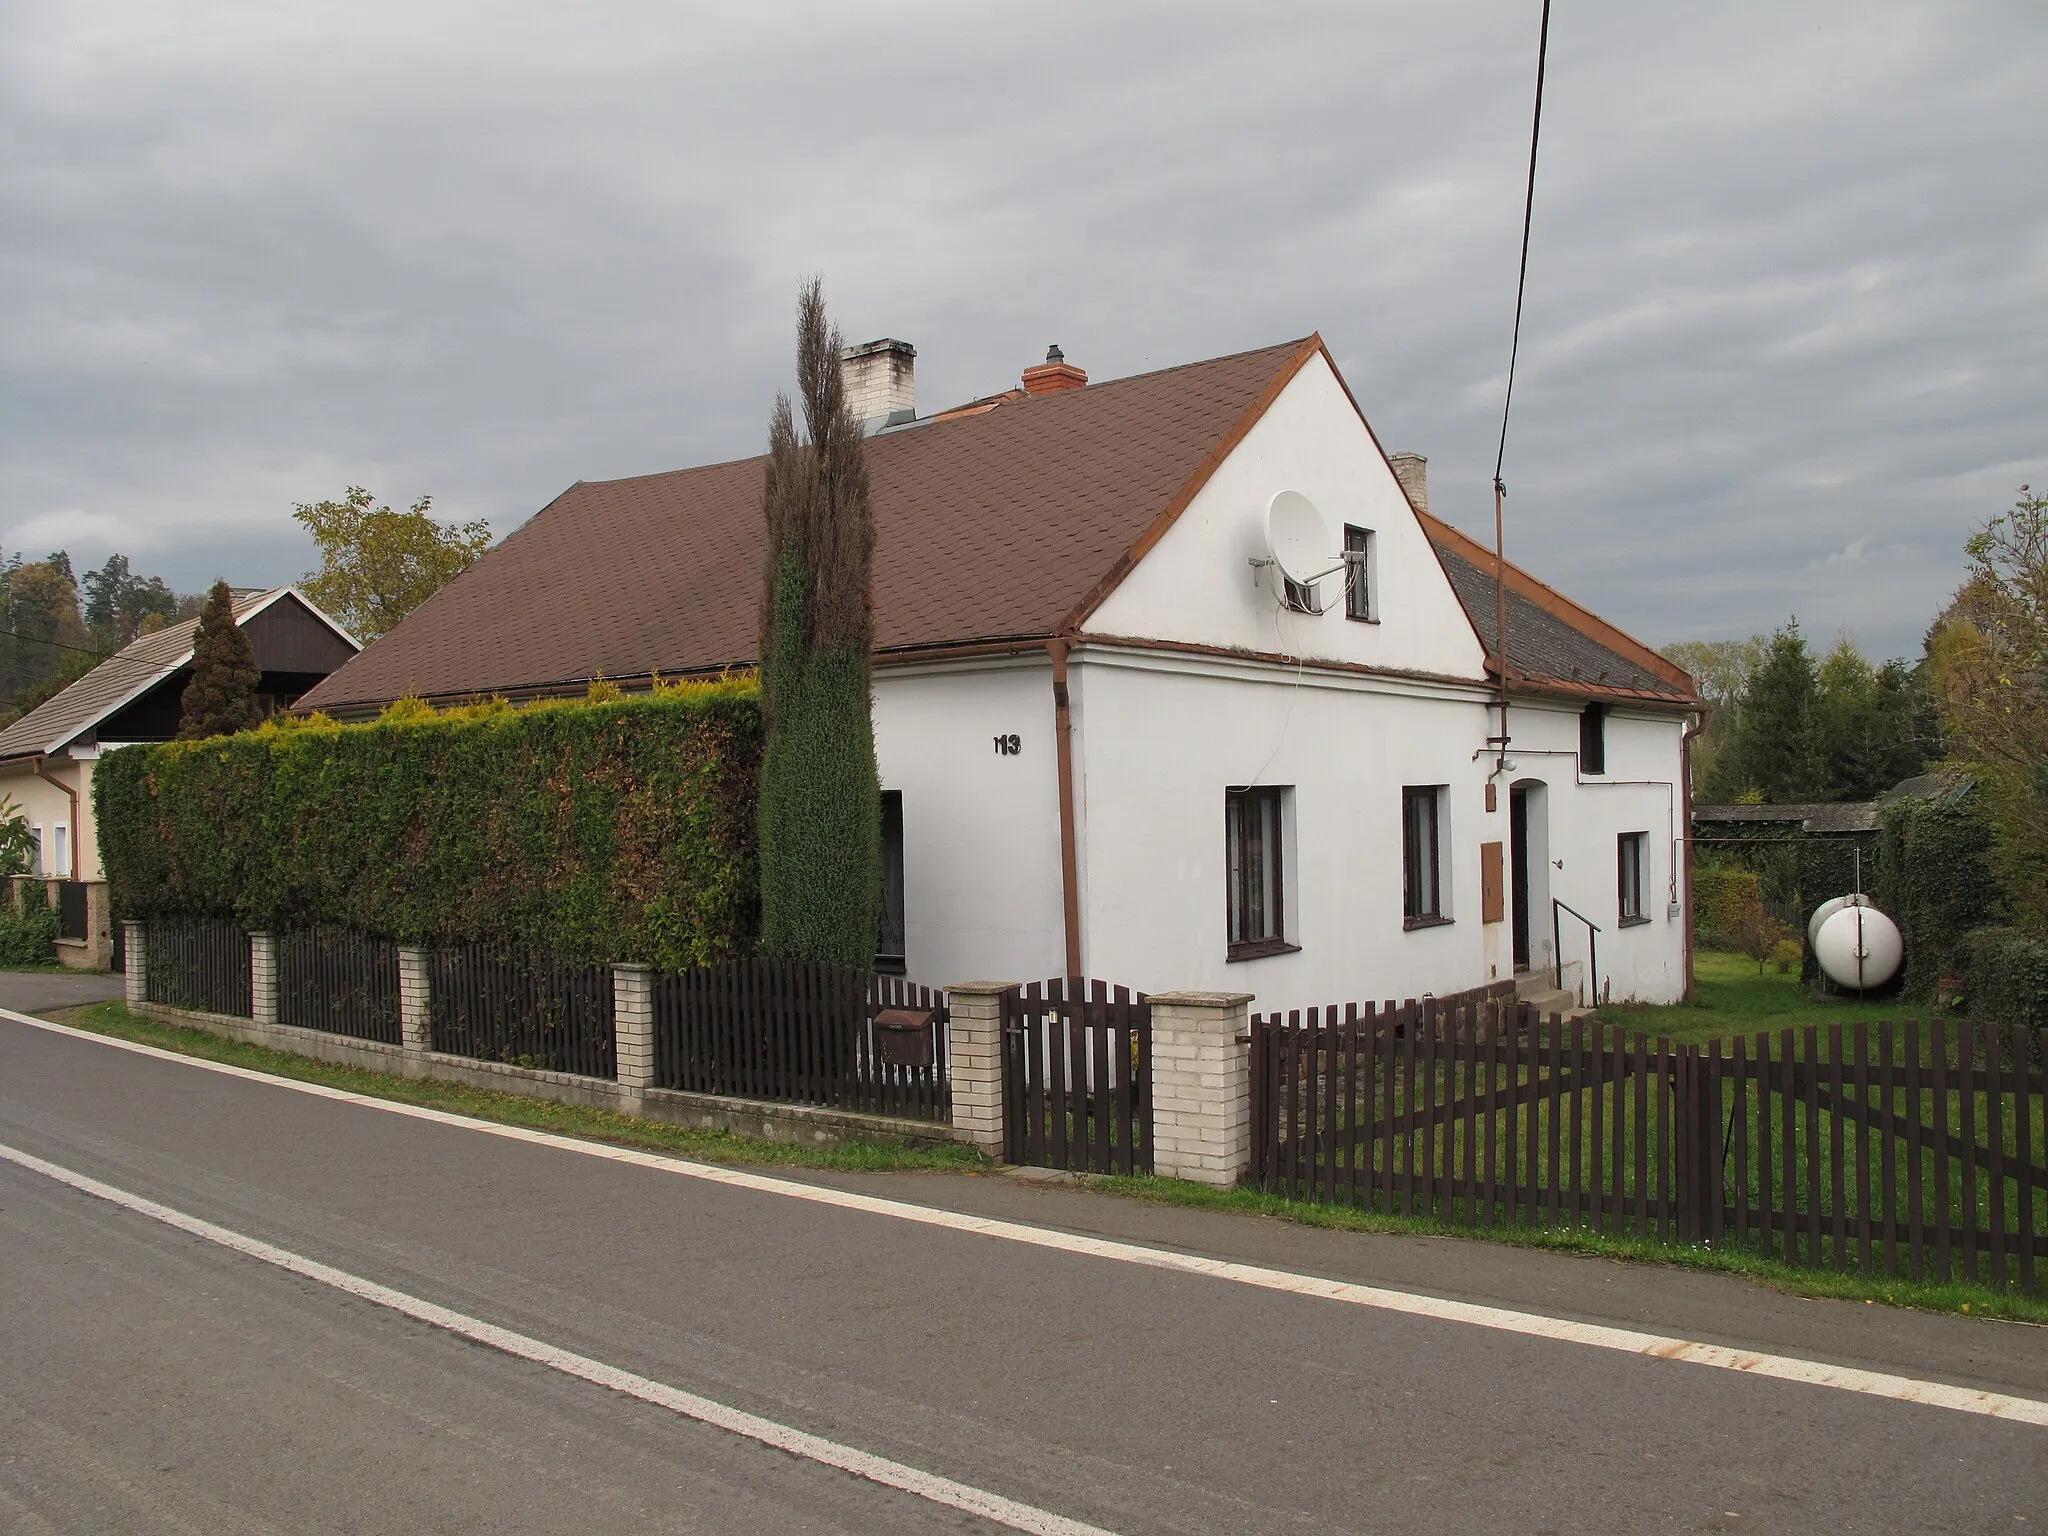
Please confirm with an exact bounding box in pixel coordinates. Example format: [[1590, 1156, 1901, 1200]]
[[1057, 334, 1323, 635], [1419, 509, 1697, 698]]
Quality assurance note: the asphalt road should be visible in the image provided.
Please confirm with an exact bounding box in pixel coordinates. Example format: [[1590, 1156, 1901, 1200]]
[[2, 1011, 2044, 1534], [0, 970, 124, 1016]]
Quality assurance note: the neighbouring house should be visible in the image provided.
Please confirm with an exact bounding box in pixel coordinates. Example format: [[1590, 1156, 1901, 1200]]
[[0, 587, 359, 967], [298, 335, 1703, 1007]]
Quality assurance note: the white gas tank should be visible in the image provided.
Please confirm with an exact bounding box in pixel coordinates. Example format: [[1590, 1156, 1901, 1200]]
[[1814, 904, 1903, 991], [1807, 892, 1872, 949]]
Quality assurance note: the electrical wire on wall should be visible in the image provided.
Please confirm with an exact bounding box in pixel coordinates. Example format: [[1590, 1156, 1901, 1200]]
[[1489, 0, 1553, 777]]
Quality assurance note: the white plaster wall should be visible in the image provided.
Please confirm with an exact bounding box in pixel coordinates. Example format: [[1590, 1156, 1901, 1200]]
[[1083, 353, 1489, 682], [872, 660, 1066, 989], [1498, 702, 1689, 1005], [1070, 647, 1502, 1010]]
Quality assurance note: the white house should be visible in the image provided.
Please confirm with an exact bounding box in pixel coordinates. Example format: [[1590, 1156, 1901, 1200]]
[[300, 335, 1703, 1009]]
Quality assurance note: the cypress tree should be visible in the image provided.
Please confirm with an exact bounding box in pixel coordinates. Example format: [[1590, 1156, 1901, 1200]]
[[178, 579, 263, 739], [756, 280, 881, 964]]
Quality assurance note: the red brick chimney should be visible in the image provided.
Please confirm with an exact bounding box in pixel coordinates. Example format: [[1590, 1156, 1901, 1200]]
[[1020, 343, 1088, 396]]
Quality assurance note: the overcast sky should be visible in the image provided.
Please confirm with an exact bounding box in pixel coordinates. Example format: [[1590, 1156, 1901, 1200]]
[[5, 1, 2043, 661]]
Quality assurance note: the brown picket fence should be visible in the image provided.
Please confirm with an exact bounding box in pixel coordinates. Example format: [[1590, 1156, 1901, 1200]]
[[650, 960, 950, 1121], [1252, 998, 2047, 1293], [1002, 978, 1152, 1175]]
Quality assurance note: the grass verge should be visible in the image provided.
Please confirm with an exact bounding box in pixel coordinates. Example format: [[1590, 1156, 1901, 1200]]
[[1089, 1172, 2048, 1325], [49, 1002, 986, 1174]]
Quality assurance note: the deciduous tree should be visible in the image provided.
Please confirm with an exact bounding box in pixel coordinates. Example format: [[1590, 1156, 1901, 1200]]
[[294, 487, 490, 642], [1928, 485, 2048, 930]]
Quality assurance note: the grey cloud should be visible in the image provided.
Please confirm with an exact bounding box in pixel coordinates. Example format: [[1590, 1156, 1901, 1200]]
[[4, 0, 2042, 661]]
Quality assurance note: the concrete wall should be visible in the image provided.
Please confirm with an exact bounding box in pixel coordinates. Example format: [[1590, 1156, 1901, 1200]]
[[1085, 351, 1490, 682], [1498, 701, 1689, 1005], [873, 656, 1066, 989], [1068, 644, 1496, 1008]]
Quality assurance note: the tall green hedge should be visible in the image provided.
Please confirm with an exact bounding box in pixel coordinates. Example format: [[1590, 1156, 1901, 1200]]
[[95, 682, 762, 969], [1961, 928, 2048, 1035], [1872, 789, 2001, 997]]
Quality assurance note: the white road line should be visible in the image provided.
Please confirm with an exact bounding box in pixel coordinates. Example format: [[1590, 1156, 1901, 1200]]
[[0, 1140, 1117, 1536], [10, 1008, 2048, 1429]]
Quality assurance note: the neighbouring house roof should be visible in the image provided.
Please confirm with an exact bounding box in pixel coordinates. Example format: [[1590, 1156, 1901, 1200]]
[[0, 588, 356, 761], [1692, 772, 1974, 836], [1692, 802, 1881, 835], [299, 333, 1701, 715], [1417, 513, 1698, 706]]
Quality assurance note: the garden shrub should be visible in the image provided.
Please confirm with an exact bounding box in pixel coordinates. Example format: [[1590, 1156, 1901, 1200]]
[[1691, 864, 1763, 949], [0, 880, 61, 966], [95, 680, 762, 970], [1961, 928, 2048, 1034], [1872, 789, 2002, 998]]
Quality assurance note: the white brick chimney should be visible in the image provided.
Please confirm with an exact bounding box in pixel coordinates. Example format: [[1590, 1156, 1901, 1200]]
[[1388, 451, 1428, 515], [841, 338, 916, 429]]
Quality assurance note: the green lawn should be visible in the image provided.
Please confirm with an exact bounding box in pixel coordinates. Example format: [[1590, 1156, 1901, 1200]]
[[1595, 948, 1914, 1045]]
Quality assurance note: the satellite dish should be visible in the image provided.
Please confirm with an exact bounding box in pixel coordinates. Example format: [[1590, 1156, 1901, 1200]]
[[1265, 490, 1338, 586]]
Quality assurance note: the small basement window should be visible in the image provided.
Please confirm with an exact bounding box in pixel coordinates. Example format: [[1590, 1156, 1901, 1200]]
[[1618, 831, 1648, 926], [877, 791, 906, 972], [1580, 703, 1607, 775], [1226, 786, 1297, 959], [1402, 786, 1449, 927], [1343, 525, 1375, 621]]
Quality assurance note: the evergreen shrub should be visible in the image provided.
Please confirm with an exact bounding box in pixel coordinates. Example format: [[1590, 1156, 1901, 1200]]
[[0, 880, 61, 966], [95, 681, 762, 969]]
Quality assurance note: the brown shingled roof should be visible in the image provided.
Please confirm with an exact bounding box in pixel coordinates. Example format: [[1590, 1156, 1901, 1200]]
[[299, 338, 1317, 711], [1417, 510, 1700, 707]]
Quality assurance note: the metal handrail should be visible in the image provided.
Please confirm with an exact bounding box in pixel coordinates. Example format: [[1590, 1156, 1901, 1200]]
[[1552, 898, 1601, 1007]]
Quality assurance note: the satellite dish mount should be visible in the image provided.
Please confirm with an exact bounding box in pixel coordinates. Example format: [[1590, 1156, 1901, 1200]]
[[1252, 490, 1347, 595]]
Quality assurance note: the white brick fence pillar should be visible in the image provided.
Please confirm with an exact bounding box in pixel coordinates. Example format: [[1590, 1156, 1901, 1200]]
[[945, 982, 1014, 1155], [123, 919, 148, 1009], [397, 947, 432, 1062], [249, 932, 279, 1025], [1148, 990, 1255, 1190], [612, 963, 654, 1113]]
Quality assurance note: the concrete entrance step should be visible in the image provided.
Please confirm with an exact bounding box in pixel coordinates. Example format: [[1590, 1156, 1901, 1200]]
[[1516, 987, 1593, 1023]]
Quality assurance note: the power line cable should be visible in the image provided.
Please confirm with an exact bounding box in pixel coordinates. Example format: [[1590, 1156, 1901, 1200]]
[[1494, 0, 1553, 491], [1488, 0, 1553, 773]]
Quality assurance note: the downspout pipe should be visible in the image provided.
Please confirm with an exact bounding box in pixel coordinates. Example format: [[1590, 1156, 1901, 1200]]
[[1048, 637, 1083, 979], [1680, 707, 1707, 1000], [30, 755, 81, 880]]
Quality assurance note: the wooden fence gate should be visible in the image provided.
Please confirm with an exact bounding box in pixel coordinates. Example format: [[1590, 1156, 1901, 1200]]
[[1252, 999, 2048, 1293], [1002, 978, 1152, 1174]]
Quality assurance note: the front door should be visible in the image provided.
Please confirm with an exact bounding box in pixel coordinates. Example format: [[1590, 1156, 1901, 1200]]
[[1510, 786, 1531, 971]]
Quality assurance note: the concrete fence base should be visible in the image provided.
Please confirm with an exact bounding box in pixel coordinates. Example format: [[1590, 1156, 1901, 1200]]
[[131, 1001, 959, 1150]]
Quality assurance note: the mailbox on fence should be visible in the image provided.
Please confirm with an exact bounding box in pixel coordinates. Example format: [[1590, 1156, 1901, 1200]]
[[874, 1007, 937, 1068]]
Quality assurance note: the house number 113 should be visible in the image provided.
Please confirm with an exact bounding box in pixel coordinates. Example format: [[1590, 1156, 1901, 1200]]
[[992, 734, 1021, 755]]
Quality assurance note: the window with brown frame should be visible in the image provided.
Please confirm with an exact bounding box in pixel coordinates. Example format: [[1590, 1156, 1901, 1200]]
[[1617, 830, 1648, 926], [1343, 525, 1374, 621], [1402, 785, 1448, 927], [1226, 786, 1295, 958]]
